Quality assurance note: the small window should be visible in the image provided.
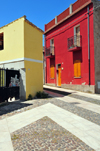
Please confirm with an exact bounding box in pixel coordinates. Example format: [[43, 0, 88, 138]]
[[50, 39, 54, 55], [74, 60, 81, 78], [74, 25, 80, 47], [0, 33, 4, 50], [50, 39, 54, 46]]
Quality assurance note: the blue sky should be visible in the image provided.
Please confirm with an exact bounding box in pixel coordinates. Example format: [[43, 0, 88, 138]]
[[1, 0, 76, 31]]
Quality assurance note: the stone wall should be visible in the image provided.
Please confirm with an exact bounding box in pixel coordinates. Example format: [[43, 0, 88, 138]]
[[92, 0, 100, 93]]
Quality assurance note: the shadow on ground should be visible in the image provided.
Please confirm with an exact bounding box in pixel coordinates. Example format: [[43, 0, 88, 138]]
[[0, 100, 33, 116], [43, 88, 72, 97], [0, 88, 72, 117]]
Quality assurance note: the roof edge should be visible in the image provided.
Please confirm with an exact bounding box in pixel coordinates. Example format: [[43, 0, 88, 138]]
[[25, 19, 44, 33], [0, 15, 44, 34], [44, 0, 92, 34], [0, 15, 26, 30]]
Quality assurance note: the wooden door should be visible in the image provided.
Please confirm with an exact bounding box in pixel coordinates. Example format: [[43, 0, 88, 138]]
[[58, 65, 61, 86], [50, 65, 55, 79], [76, 26, 80, 47], [74, 60, 81, 78]]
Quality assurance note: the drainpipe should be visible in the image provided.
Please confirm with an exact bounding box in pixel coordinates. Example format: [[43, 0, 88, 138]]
[[87, 5, 90, 86], [43, 50, 44, 85], [44, 35, 46, 85]]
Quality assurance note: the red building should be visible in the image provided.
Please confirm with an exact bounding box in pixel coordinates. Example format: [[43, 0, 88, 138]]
[[44, 0, 100, 93]]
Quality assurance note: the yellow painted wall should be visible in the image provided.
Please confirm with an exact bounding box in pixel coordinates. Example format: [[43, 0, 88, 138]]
[[0, 17, 24, 61], [24, 21, 43, 99], [25, 60, 43, 99], [0, 17, 43, 99], [24, 21, 43, 61]]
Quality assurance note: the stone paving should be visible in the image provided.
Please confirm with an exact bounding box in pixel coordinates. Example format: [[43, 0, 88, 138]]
[[11, 116, 94, 151], [0, 88, 100, 151], [51, 98, 100, 126], [0, 99, 50, 120], [69, 93, 100, 105], [1, 97, 100, 126]]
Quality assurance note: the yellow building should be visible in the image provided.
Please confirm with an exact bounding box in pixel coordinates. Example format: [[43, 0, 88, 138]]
[[0, 16, 43, 99]]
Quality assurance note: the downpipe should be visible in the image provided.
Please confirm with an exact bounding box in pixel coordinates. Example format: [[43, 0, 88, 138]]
[[87, 5, 91, 86]]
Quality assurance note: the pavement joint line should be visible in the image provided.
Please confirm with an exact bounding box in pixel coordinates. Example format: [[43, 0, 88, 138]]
[[5, 117, 14, 151], [56, 96, 100, 114], [1, 102, 100, 150]]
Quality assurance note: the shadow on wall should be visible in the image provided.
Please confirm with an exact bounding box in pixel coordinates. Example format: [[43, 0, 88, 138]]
[[20, 68, 26, 100]]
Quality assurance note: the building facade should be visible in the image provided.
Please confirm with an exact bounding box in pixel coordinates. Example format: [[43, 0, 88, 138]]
[[44, 0, 100, 93], [0, 16, 43, 99]]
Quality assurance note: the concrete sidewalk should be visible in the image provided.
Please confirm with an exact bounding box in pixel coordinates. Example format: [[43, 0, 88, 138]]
[[43, 85, 100, 100], [0, 102, 100, 150], [0, 87, 100, 151]]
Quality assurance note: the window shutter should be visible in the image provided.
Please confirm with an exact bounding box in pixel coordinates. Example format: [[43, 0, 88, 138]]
[[50, 65, 55, 79], [74, 60, 81, 77], [74, 61, 77, 77], [77, 61, 81, 77]]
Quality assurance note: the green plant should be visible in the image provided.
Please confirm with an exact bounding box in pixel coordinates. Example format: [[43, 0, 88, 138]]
[[11, 134, 19, 140], [41, 91, 48, 98], [36, 91, 48, 98], [36, 91, 42, 98], [27, 94, 33, 100]]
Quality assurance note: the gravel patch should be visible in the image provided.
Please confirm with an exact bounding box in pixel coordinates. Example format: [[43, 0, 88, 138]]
[[51, 99, 100, 126], [68, 94, 100, 105], [0, 97, 100, 126], [11, 116, 94, 151]]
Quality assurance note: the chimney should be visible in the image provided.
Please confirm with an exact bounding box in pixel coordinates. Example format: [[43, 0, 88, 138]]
[[55, 16, 57, 24], [69, 4, 73, 14]]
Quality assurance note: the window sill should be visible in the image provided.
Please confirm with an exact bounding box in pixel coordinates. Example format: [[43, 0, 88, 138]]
[[74, 77, 81, 79]]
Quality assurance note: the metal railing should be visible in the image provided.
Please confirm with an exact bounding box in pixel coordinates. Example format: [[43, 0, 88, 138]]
[[45, 46, 55, 56], [0, 68, 20, 103], [68, 35, 82, 50]]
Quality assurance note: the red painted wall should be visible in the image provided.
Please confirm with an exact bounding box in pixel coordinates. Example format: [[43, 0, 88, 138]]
[[45, 0, 91, 31], [45, 3, 95, 86]]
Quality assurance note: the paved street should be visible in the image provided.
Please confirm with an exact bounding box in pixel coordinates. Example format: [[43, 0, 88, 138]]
[[0, 85, 100, 150]]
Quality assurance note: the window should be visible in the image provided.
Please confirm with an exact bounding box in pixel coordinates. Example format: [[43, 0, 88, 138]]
[[0, 33, 4, 50], [74, 25, 80, 47], [50, 39, 54, 55], [50, 39, 54, 47], [74, 60, 81, 78]]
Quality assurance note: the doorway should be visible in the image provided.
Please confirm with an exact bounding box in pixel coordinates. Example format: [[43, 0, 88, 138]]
[[57, 64, 61, 87]]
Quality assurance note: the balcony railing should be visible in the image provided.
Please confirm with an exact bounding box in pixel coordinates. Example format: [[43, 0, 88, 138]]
[[45, 46, 55, 57], [68, 35, 82, 51]]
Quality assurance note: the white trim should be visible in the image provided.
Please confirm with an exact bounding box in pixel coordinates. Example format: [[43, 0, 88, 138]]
[[24, 58, 43, 63], [0, 58, 24, 64], [0, 57, 43, 65]]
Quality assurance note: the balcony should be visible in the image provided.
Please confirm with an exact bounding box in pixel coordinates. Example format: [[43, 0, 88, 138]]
[[68, 35, 82, 52], [45, 46, 55, 57]]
